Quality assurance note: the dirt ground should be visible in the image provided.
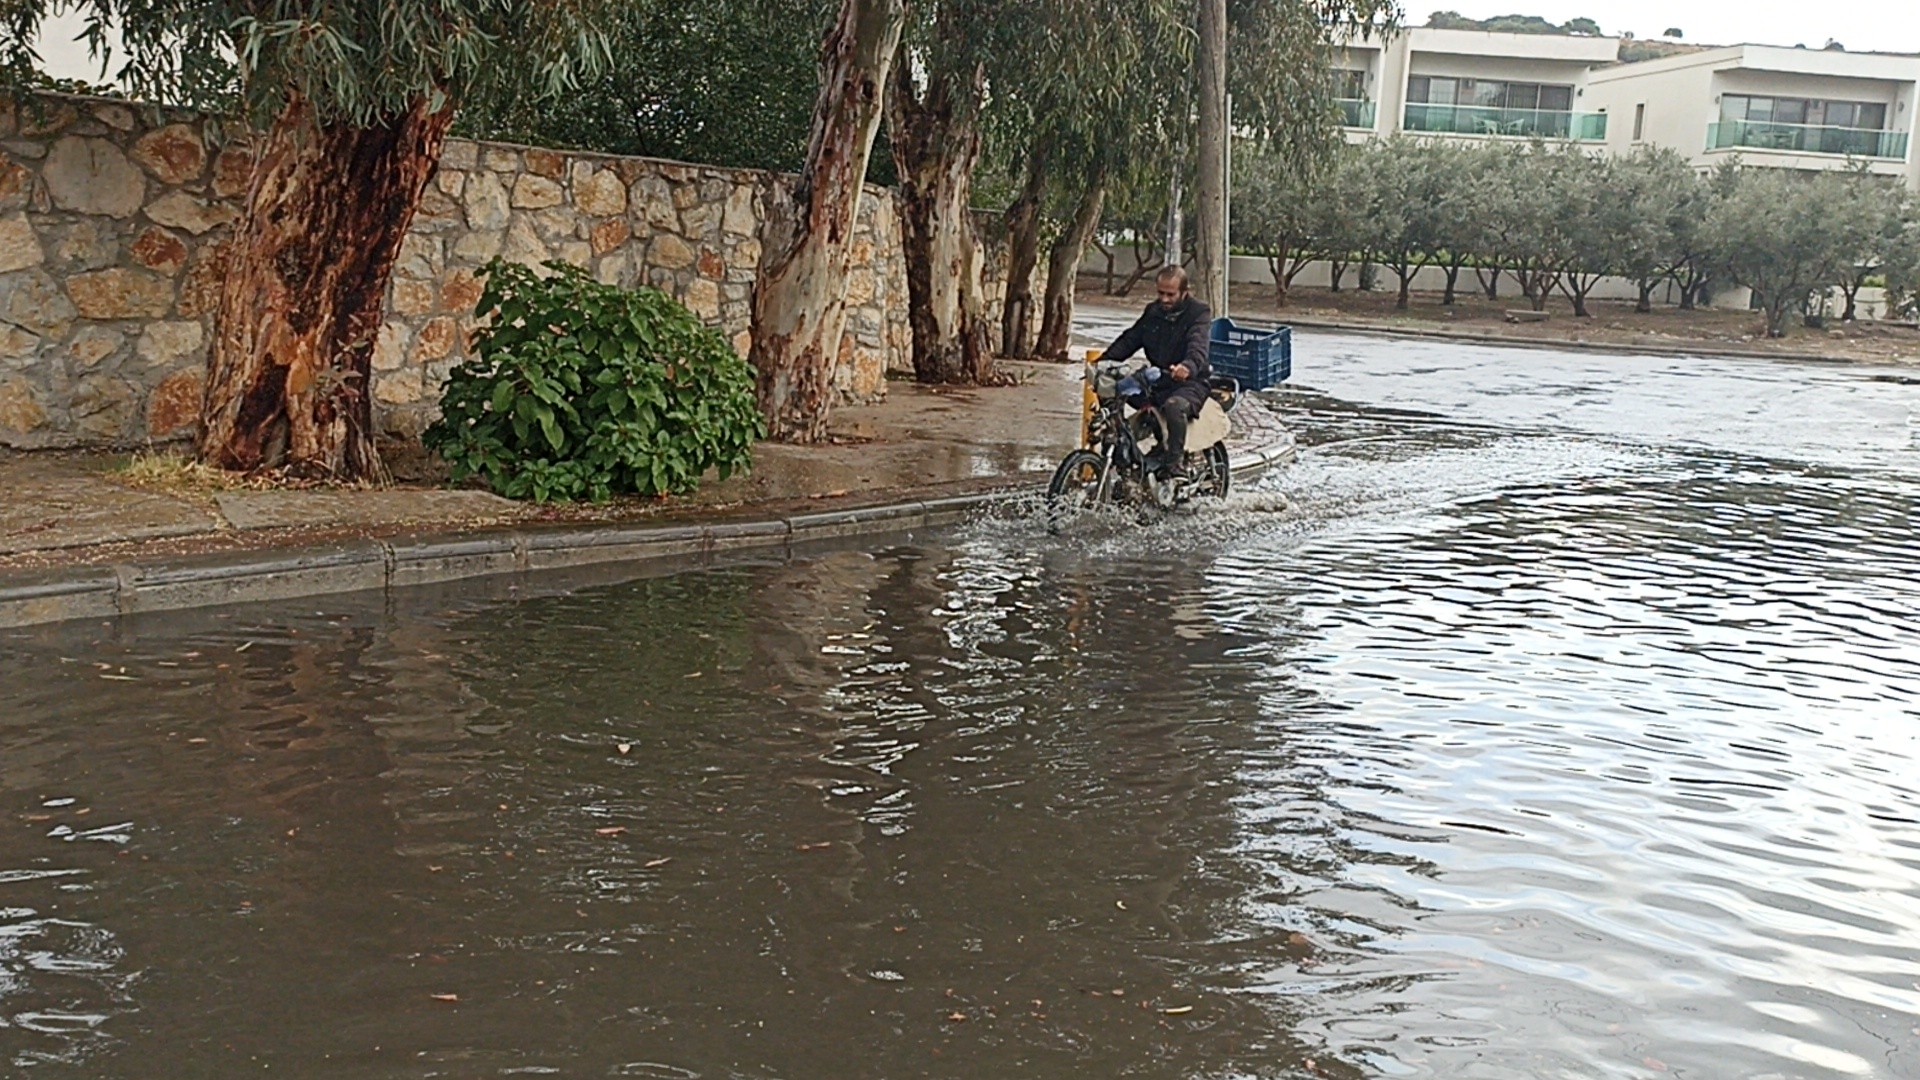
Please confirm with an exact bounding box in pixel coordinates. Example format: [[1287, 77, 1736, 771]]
[[1080, 280, 1920, 365]]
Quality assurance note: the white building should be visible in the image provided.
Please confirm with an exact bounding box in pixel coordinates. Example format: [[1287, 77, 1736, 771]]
[[1333, 28, 1621, 144], [1583, 45, 1920, 189]]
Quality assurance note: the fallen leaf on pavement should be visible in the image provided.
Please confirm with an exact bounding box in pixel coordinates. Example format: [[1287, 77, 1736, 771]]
[[430, 993, 459, 1002], [595, 827, 626, 837]]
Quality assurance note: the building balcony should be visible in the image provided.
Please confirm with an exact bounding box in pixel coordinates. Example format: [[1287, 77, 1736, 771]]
[[1706, 120, 1908, 160], [1337, 98, 1377, 129], [1403, 103, 1607, 141]]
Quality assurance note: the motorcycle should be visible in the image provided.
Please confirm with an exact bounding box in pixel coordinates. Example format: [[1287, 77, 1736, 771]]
[[1045, 356, 1239, 533]]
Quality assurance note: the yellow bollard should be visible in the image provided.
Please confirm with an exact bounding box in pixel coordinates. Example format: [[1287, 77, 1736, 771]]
[[1081, 349, 1103, 449]]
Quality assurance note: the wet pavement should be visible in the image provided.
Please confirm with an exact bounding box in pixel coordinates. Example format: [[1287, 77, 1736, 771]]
[[3, 330, 1918, 1077]]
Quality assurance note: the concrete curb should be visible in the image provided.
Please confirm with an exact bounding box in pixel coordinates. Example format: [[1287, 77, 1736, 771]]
[[0, 432, 1296, 631], [1279, 316, 1906, 366]]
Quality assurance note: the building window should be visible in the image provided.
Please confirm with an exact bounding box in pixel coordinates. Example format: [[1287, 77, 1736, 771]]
[[1334, 68, 1367, 101], [1719, 94, 1888, 131], [1633, 103, 1645, 141], [1404, 78, 1586, 137], [1406, 78, 1575, 113], [1713, 94, 1898, 156]]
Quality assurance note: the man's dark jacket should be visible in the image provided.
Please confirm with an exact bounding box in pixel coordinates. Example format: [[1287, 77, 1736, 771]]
[[1103, 297, 1213, 406]]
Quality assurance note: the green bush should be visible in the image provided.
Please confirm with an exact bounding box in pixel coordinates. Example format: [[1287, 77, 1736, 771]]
[[424, 259, 765, 502]]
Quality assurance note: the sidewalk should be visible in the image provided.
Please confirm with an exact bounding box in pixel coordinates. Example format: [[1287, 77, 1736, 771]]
[[0, 359, 1295, 627]]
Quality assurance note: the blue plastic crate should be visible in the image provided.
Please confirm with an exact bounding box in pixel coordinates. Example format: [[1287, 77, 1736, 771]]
[[1208, 318, 1292, 390]]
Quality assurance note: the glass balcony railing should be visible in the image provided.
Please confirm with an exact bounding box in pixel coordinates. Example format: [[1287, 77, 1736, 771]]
[[1403, 103, 1607, 141], [1706, 120, 1908, 160], [1337, 98, 1376, 129]]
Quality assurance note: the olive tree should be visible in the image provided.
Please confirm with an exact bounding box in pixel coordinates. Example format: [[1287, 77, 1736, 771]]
[[1705, 168, 1855, 337]]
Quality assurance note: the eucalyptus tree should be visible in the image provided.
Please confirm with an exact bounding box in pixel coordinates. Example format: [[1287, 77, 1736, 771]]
[[749, 0, 906, 441], [2, 1, 610, 479]]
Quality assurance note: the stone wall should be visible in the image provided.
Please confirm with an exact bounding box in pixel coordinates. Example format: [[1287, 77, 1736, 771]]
[[0, 93, 910, 449]]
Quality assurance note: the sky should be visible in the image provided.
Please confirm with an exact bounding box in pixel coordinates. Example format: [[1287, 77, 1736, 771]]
[[1429, 1, 1920, 53], [27, 2, 1920, 82]]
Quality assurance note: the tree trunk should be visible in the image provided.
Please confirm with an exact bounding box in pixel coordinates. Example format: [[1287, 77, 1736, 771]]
[[889, 57, 990, 384], [1636, 280, 1655, 313], [1035, 174, 1108, 360], [200, 95, 452, 478], [1268, 247, 1287, 306], [1442, 262, 1463, 306], [1329, 258, 1348, 293], [1841, 274, 1862, 321], [1477, 264, 1501, 299], [999, 144, 1050, 357], [1395, 266, 1413, 309], [750, 0, 906, 442], [1192, 0, 1228, 314]]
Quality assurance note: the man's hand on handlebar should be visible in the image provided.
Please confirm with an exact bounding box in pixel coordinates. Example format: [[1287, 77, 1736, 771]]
[[1170, 363, 1191, 381]]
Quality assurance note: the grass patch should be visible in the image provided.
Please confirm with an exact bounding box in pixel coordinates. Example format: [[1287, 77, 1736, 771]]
[[114, 450, 250, 499]]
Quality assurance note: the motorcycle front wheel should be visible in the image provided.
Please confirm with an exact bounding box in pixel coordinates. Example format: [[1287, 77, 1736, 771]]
[[1045, 450, 1107, 534], [1204, 443, 1231, 499]]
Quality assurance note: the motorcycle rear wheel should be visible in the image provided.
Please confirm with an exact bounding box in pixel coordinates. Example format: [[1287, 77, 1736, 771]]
[[1204, 444, 1231, 499], [1046, 450, 1107, 534]]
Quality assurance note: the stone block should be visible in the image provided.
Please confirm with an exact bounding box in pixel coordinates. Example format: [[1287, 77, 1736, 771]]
[[374, 366, 424, 406], [417, 187, 461, 221], [845, 268, 876, 305], [147, 368, 203, 438], [435, 169, 466, 199], [501, 217, 550, 268], [722, 185, 756, 236], [71, 374, 137, 439], [680, 203, 717, 239], [373, 321, 411, 371], [595, 253, 627, 285], [439, 268, 484, 315], [557, 241, 591, 268], [211, 146, 254, 198], [730, 237, 763, 269], [18, 103, 78, 138], [525, 149, 566, 179], [0, 212, 41, 273], [0, 323, 38, 367], [0, 155, 32, 212], [50, 219, 117, 272], [43, 136, 144, 218], [0, 377, 48, 437], [67, 267, 174, 320], [410, 316, 460, 363], [395, 233, 443, 280], [130, 124, 207, 184], [0, 268, 77, 336], [175, 240, 230, 318], [632, 176, 676, 230], [452, 228, 504, 264], [732, 330, 752, 357], [649, 233, 695, 270], [391, 277, 436, 316], [135, 320, 205, 368], [462, 170, 509, 231], [91, 104, 135, 131], [672, 182, 700, 211], [511, 174, 564, 210], [128, 226, 188, 275], [697, 249, 725, 281], [590, 217, 631, 255], [65, 325, 123, 369], [144, 190, 237, 235], [441, 140, 479, 171], [482, 146, 523, 172], [575, 168, 627, 217], [684, 278, 720, 321]]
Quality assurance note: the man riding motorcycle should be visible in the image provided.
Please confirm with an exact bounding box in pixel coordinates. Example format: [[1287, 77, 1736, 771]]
[[1098, 265, 1213, 477]]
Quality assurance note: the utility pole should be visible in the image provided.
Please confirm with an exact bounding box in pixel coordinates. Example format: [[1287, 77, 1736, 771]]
[[1193, 0, 1228, 316]]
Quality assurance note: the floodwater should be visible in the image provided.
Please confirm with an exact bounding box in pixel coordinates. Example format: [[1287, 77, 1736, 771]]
[[4, 332, 1920, 1078]]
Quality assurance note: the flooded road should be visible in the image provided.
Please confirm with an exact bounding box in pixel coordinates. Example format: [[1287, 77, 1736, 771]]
[[4, 333, 1920, 1077]]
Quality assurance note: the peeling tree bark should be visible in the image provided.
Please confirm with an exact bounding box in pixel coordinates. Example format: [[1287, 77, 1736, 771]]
[[750, 0, 906, 442], [200, 95, 453, 478], [889, 56, 991, 384], [999, 145, 1050, 358], [1034, 172, 1107, 360]]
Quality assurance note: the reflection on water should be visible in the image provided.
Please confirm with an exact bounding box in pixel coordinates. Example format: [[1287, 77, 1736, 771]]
[[3, 335, 1920, 1077]]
